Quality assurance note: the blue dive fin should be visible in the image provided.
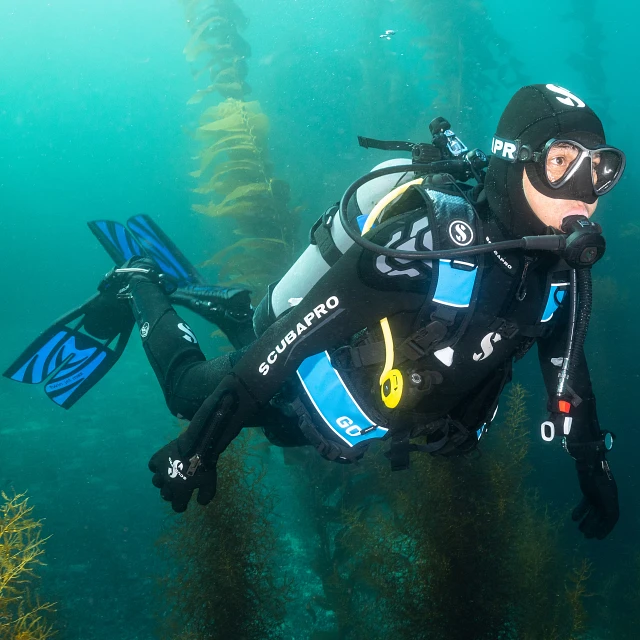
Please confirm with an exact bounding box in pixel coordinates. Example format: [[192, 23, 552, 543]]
[[87, 220, 144, 267], [126, 214, 203, 286], [3, 295, 133, 409]]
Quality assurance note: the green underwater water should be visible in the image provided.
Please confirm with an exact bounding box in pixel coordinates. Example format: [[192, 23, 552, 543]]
[[0, 0, 638, 638]]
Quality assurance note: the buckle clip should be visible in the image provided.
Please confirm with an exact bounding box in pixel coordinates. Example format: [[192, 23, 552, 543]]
[[400, 321, 448, 361], [490, 317, 519, 340]]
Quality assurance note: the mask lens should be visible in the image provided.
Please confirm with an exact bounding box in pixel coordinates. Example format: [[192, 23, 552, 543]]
[[592, 149, 624, 194], [545, 141, 584, 185]]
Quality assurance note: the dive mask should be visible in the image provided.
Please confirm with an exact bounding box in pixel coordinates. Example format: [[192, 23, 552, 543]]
[[491, 135, 626, 199]]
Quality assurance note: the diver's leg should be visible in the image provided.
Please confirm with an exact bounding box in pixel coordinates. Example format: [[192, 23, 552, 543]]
[[128, 275, 253, 420]]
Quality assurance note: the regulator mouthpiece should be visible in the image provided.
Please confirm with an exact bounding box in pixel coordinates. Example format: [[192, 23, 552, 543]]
[[560, 215, 606, 267]]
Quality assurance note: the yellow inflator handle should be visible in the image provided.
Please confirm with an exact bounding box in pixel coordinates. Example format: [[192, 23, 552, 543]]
[[379, 317, 403, 409]]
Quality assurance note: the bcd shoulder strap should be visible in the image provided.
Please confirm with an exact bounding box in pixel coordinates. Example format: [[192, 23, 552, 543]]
[[309, 204, 343, 267]]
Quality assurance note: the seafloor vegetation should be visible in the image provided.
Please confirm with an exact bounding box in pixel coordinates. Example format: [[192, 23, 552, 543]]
[[0, 492, 55, 640], [159, 384, 596, 639]]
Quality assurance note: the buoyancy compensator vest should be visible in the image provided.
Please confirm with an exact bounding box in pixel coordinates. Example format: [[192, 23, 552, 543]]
[[285, 181, 572, 470], [257, 117, 604, 470]]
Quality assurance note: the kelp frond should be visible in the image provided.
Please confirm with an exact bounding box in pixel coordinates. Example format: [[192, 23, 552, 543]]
[[180, 0, 300, 299]]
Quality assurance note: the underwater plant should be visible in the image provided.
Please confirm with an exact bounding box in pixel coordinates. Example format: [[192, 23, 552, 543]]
[[293, 450, 387, 638], [565, 558, 593, 640], [156, 3, 300, 637], [182, 0, 252, 105], [0, 491, 55, 640], [286, 384, 595, 639], [567, 0, 609, 120], [180, 0, 299, 298], [158, 429, 290, 640], [194, 98, 297, 294], [401, 0, 525, 140]]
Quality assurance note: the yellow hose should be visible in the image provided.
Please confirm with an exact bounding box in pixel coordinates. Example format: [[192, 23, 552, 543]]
[[360, 177, 424, 407], [379, 317, 394, 385], [361, 177, 424, 234]]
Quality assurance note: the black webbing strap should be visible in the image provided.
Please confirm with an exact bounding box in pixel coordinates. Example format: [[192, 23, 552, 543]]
[[489, 316, 550, 339], [358, 136, 415, 152], [384, 426, 451, 471], [384, 419, 474, 471], [384, 431, 414, 471], [345, 312, 454, 370], [310, 205, 343, 267], [348, 342, 387, 368], [398, 320, 448, 361], [292, 398, 367, 463], [394, 303, 457, 362]]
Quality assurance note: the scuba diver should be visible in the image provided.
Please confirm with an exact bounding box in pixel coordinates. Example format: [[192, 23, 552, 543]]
[[5, 84, 625, 540]]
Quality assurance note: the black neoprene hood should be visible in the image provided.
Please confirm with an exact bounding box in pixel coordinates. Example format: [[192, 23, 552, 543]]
[[484, 84, 606, 238]]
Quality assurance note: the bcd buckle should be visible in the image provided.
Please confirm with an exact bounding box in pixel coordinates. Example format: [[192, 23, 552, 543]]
[[399, 320, 448, 361], [489, 317, 519, 340]]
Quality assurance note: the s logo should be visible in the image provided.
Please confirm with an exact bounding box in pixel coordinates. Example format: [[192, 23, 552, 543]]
[[546, 84, 585, 108], [473, 332, 502, 362], [168, 457, 186, 480], [448, 220, 474, 247], [376, 216, 433, 279], [140, 322, 150, 338], [178, 322, 197, 344]]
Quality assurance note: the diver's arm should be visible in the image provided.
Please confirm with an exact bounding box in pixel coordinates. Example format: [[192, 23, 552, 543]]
[[537, 304, 600, 445], [184, 235, 427, 446], [148, 218, 430, 511], [537, 305, 619, 539]]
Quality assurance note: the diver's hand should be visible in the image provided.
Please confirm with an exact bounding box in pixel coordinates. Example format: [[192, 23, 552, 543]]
[[573, 458, 619, 540], [148, 438, 218, 513], [148, 378, 253, 513]]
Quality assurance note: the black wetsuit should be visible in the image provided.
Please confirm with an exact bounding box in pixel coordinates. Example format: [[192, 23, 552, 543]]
[[130, 194, 600, 460], [140, 83, 618, 538]]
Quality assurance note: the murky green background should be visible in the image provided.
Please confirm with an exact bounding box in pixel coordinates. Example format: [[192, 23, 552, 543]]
[[0, 1, 637, 638]]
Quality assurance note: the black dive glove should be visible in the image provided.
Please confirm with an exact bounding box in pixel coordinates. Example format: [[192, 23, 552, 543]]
[[148, 436, 219, 513], [148, 375, 259, 512], [567, 434, 619, 540]]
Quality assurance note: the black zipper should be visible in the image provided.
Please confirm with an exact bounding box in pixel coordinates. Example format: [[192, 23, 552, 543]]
[[516, 256, 533, 302], [187, 393, 235, 476]]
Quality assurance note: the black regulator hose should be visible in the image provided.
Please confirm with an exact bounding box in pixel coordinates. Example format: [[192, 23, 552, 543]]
[[556, 215, 599, 400], [339, 164, 602, 406], [558, 268, 593, 400], [338, 163, 565, 259], [572, 269, 593, 377], [557, 270, 578, 398]]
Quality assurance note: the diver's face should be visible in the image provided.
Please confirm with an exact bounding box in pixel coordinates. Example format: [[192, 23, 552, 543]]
[[522, 168, 598, 231]]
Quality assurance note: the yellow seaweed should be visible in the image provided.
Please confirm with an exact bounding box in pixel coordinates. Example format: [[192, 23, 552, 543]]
[[198, 112, 269, 138], [199, 138, 256, 173], [0, 492, 55, 640], [181, 2, 299, 301]]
